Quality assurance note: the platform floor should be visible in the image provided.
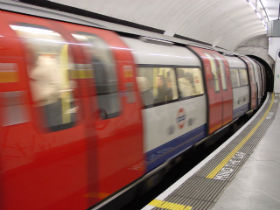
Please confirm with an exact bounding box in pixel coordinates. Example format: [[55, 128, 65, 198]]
[[211, 95, 280, 210], [142, 93, 279, 210]]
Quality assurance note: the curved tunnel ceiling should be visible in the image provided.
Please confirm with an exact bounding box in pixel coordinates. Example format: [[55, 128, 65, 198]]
[[48, 0, 270, 51]]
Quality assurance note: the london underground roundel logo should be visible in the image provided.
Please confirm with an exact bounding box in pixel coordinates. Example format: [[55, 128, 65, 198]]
[[177, 108, 186, 129]]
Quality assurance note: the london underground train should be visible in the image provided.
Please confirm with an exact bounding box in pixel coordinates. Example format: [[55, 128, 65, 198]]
[[0, 9, 266, 210]]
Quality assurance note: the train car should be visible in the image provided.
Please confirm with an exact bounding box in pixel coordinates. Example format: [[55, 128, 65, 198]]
[[225, 56, 250, 119], [249, 57, 263, 106], [239, 56, 258, 111], [255, 61, 265, 103], [189, 47, 233, 134], [0, 9, 267, 210], [121, 37, 208, 172], [256, 60, 266, 99], [0, 10, 145, 210]]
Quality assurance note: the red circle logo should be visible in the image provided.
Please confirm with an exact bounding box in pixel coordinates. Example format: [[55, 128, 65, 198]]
[[177, 108, 186, 129]]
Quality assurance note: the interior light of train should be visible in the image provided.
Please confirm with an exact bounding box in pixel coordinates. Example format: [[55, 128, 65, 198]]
[[10, 24, 60, 36]]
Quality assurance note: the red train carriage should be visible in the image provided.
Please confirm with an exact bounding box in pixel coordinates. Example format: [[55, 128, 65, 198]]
[[0, 10, 144, 210], [189, 46, 233, 134]]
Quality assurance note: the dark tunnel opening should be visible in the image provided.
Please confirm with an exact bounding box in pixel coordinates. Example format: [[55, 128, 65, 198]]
[[248, 55, 274, 92]]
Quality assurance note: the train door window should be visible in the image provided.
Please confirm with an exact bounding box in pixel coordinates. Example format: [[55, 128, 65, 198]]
[[10, 23, 77, 131], [216, 58, 227, 90], [239, 69, 248, 86], [176, 67, 204, 98], [230, 68, 240, 88], [204, 53, 220, 92], [137, 67, 178, 107], [72, 32, 120, 119]]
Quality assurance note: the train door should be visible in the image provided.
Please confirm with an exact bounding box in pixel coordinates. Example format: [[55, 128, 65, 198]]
[[190, 47, 223, 134], [240, 56, 257, 110], [0, 15, 30, 209], [212, 52, 233, 126], [0, 11, 98, 210], [60, 23, 145, 200]]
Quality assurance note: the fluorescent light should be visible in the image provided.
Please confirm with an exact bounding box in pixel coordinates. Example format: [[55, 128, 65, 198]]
[[248, 1, 256, 11], [256, 11, 262, 19]]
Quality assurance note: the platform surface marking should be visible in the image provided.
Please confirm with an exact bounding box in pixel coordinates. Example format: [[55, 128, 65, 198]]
[[207, 93, 275, 179], [149, 199, 192, 210]]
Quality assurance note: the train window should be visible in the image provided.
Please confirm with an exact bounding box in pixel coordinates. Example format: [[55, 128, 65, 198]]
[[230, 68, 240, 88], [204, 53, 220, 92], [176, 67, 204, 98], [10, 23, 77, 131], [216, 58, 227, 90], [137, 67, 178, 107], [239, 69, 248, 86], [72, 32, 120, 119]]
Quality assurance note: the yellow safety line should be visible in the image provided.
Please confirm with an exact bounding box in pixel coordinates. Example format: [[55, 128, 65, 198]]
[[149, 199, 192, 210], [207, 93, 275, 179]]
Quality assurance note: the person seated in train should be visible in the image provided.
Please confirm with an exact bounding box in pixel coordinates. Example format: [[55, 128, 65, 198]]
[[178, 72, 195, 97], [154, 76, 166, 104], [166, 77, 173, 101], [155, 76, 173, 104], [29, 53, 63, 129]]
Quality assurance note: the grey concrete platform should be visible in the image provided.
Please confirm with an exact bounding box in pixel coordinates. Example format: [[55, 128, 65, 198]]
[[211, 96, 280, 210], [143, 93, 279, 210]]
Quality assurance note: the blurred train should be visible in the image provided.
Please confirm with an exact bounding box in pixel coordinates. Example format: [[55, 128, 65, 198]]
[[0, 9, 267, 210]]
